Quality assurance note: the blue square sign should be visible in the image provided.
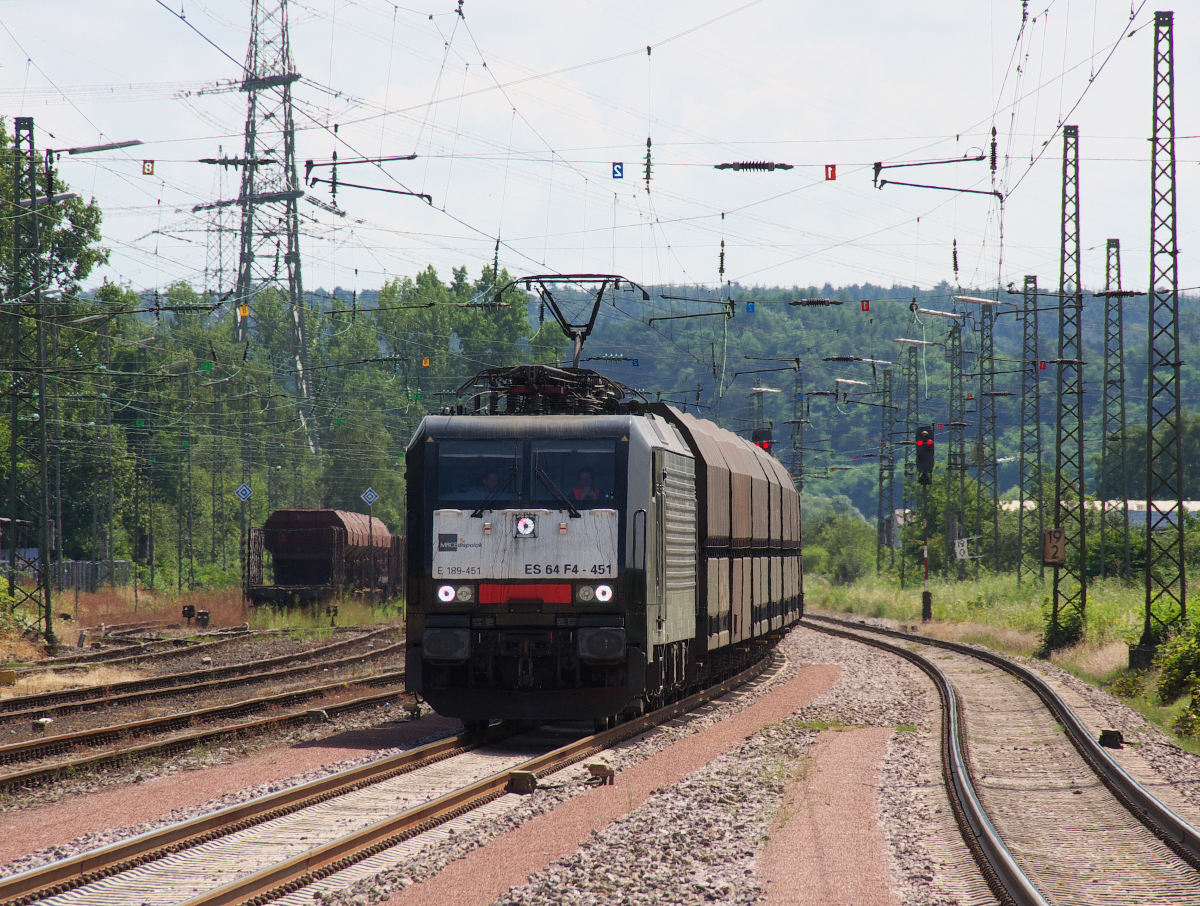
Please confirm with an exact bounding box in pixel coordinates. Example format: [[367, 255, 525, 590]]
[[361, 487, 379, 506], [235, 483, 252, 502]]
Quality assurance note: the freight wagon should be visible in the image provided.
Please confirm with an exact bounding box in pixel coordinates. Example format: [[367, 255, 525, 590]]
[[246, 508, 403, 604]]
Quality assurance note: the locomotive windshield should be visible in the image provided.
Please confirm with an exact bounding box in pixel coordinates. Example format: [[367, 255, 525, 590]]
[[435, 439, 521, 502], [433, 437, 618, 509], [531, 438, 616, 508]]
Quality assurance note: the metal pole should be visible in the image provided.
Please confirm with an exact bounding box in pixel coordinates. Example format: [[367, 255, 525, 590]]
[[1140, 10, 1185, 655], [946, 323, 965, 580], [1051, 124, 1087, 649], [1018, 276, 1043, 585]]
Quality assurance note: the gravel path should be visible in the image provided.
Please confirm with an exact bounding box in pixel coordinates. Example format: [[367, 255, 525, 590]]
[[759, 727, 896, 906]]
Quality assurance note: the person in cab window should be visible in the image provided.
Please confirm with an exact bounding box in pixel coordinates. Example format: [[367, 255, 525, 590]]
[[573, 468, 602, 501], [479, 469, 501, 494]]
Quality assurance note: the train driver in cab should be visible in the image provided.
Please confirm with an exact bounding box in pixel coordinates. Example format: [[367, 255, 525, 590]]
[[479, 468, 501, 494], [572, 467, 602, 501]]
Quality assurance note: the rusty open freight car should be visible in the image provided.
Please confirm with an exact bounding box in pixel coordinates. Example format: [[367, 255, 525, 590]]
[[246, 509, 404, 604]]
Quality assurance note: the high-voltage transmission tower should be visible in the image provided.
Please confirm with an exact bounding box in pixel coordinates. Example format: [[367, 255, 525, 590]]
[[899, 344, 919, 588], [945, 322, 966, 580], [974, 296, 1001, 573], [1017, 276, 1044, 585], [233, 0, 318, 453], [1049, 124, 1087, 649], [1141, 10, 1185, 651], [6, 118, 55, 647], [876, 368, 896, 574], [1098, 239, 1135, 584]]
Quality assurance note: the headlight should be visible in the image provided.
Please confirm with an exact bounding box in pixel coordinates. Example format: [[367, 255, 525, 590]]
[[595, 584, 613, 602], [515, 515, 537, 536], [437, 584, 456, 602], [577, 585, 596, 603], [455, 585, 474, 603]]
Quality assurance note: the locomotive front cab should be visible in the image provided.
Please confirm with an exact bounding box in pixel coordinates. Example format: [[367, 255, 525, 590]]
[[405, 416, 650, 721]]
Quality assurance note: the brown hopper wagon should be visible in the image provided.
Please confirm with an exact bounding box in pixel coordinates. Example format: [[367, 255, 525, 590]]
[[246, 509, 404, 604]]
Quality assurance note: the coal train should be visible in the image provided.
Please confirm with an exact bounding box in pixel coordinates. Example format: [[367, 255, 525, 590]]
[[404, 365, 802, 729]]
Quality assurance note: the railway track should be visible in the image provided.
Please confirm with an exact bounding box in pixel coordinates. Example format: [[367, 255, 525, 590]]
[[0, 669, 408, 791], [0, 628, 400, 723], [0, 652, 777, 906], [806, 614, 1200, 906], [23, 630, 283, 675]]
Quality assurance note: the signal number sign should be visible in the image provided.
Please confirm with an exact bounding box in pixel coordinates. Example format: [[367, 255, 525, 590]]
[[1042, 528, 1067, 566]]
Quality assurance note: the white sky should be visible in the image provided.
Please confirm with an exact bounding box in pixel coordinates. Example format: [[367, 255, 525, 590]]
[[1, 0, 1196, 297]]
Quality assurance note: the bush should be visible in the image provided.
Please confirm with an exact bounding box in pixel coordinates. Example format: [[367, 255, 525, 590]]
[[1039, 593, 1084, 654], [1172, 684, 1200, 737], [1156, 620, 1200, 703]]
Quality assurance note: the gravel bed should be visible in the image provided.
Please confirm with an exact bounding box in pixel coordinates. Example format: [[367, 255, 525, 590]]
[[320, 623, 967, 906], [1014, 651, 1200, 813], [834, 613, 1200, 820], [0, 693, 414, 818], [495, 725, 811, 906], [0, 707, 456, 878]]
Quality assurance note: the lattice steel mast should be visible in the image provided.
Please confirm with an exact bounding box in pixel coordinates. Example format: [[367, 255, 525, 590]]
[[877, 368, 896, 573], [946, 322, 966, 580], [974, 295, 999, 573], [6, 118, 55, 646], [1050, 124, 1086, 648], [788, 372, 806, 492], [1142, 10, 1185, 648], [234, 0, 318, 453], [899, 344, 919, 588], [1098, 239, 1133, 584], [1017, 275, 1044, 585]]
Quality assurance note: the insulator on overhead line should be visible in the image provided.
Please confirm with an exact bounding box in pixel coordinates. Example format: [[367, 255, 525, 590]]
[[713, 161, 794, 171]]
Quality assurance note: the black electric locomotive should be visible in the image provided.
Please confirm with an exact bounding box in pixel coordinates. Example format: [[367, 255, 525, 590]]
[[404, 365, 802, 727]]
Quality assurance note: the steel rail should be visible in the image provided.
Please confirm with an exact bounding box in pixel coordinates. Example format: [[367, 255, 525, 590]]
[[0, 671, 407, 789], [180, 652, 779, 906], [0, 627, 398, 716], [23, 630, 287, 674], [0, 642, 404, 726], [808, 613, 1200, 870], [802, 618, 1047, 906], [0, 724, 509, 906]]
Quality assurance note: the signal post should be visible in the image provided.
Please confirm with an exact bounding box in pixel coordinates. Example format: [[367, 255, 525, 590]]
[[915, 426, 935, 620]]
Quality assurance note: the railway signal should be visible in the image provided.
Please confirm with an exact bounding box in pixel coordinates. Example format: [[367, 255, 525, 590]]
[[752, 427, 772, 452], [915, 426, 934, 484]]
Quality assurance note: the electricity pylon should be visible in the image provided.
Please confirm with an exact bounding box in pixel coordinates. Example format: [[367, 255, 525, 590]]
[[233, 0, 318, 453]]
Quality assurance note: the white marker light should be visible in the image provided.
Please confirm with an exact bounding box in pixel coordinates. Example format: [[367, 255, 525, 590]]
[[437, 585, 456, 602], [595, 584, 613, 602]]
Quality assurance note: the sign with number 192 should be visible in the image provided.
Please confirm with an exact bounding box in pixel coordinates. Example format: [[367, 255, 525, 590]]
[[1042, 528, 1066, 566]]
